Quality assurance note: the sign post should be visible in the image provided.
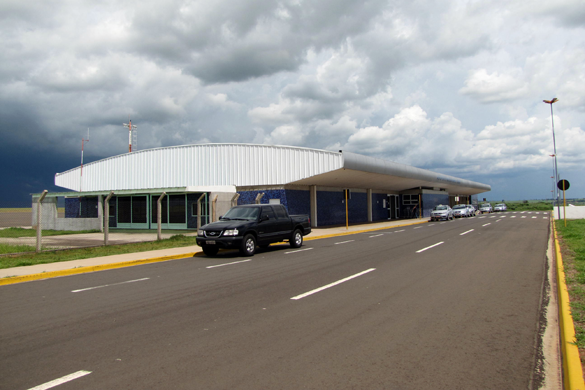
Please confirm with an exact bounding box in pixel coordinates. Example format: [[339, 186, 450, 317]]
[[557, 180, 570, 226]]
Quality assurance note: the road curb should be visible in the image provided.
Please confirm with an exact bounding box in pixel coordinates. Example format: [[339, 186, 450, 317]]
[[552, 217, 585, 389], [304, 219, 428, 241], [0, 252, 198, 286], [0, 219, 428, 286]]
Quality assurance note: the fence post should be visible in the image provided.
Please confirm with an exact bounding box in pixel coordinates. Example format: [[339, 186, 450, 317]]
[[157, 192, 166, 241], [36, 190, 48, 253], [231, 193, 240, 207], [104, 191, 114, 245], [212, 195, 218, 222]]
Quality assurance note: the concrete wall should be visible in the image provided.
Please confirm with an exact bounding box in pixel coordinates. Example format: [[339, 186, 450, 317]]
[[33, 196, 102, 231]]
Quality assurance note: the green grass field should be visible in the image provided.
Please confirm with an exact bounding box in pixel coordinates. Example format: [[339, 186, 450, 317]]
[[0, 234, 199, 269], [0, 227, 100, 238], [556, 219, 585, 359]]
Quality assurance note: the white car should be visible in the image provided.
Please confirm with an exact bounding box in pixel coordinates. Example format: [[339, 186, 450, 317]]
[[479, 203, 493, 213], [452, 204, 470, 218], [494, 203, 507, 212], [466, 205, 476, 216], [430, 205, 453, 221]]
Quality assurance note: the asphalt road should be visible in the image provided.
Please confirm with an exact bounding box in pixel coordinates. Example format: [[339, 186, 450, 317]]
[[1, 212, 551, 389]]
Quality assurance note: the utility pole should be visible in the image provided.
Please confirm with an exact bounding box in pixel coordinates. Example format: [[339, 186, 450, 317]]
[[122, 119, 137, 153]]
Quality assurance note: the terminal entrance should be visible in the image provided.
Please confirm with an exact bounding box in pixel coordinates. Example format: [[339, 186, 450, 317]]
[[388, 195, 399, 219]]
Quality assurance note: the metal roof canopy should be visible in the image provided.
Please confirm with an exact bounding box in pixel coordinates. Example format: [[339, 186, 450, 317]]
[[290, 151, 490, 196], [52, 143, 490, 196]]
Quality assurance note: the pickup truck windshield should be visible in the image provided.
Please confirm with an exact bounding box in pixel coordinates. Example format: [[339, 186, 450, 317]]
[[222, 207, 260, 220]]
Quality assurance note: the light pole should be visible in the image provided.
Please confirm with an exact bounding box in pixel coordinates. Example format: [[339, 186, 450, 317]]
[[543, 98, 560, 219]]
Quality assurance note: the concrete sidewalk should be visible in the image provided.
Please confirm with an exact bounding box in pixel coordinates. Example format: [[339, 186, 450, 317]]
[[0, 218, 428, 282]]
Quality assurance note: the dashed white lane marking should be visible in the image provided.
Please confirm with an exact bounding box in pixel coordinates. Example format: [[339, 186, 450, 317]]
[[395, 229, 405, 233], [543, 217, 548, 219], [460, 229, 474, 236], [291, 268, 376, 300], [416, 242, 444, 253], [335, 240, 355, 245], [496, 219, 502, 222], [206, 259, 252, 269], [285, 248, 314, 254], [482, 223, 491, 227], [511, 216, 516, 218], [72, 278, 149, 293], [369, 234, 384, 238], [413, 227, 423, 229], [522, 216, 527, 218], [29, 370, 91, 390]]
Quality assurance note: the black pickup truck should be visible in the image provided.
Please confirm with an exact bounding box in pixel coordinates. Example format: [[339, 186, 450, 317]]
[[196, 204, 311, 256]]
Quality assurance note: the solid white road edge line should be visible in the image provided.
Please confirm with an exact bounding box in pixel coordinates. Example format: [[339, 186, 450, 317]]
[[285, 248, 314, 254], [72, 278, 150, 293], [206, 259, 252, 268], [416, 242, 444, 253], [460, 229, 474, 235], [291, 268, 376, 300], [28, 370, 91, 390], [335, 240, 355, 245]]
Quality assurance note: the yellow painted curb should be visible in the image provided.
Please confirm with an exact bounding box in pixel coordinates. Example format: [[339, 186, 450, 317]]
[[553, 217, 585, 390], [0, 252, 198, 286], [1, 219, 428, 286]]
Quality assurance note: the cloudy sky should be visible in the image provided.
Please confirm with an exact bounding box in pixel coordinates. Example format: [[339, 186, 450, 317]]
[[1, 0, 584, 206]]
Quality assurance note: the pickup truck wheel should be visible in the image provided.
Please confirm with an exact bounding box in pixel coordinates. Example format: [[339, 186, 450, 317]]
[[290, 229, 303, 248], [240, 234, 256, 256], [202, 245, 219, 256]]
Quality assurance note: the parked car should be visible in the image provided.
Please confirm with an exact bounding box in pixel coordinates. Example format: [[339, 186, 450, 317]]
[[196, 204, 311, 256], [494, 203, 507, 212], [430, 205, 453, 221], [466, 204, 476, 216], [479, 203, 493, 213], [452, 204, 470, 218]]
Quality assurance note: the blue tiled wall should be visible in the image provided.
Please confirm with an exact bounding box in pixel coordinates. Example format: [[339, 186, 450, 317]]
[[65, 198, 80, 218], [285, 190, 310, 215], [372, 193, 388, 221], [317, 191, 346, 225], [316, 190, 368, 225], [238, 190, 287, 206], [422, 193, 449, 217]]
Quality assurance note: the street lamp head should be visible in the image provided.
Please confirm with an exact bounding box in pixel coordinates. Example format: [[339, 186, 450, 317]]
[[543, 98, 558, 104]]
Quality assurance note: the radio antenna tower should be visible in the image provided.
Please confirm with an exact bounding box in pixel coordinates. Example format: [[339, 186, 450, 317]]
[[80, 128, 89, 192], [122, 118, 137, 153]]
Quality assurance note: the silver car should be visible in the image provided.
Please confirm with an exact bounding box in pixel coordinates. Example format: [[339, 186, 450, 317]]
[[430, 205, 453, 221], [494, 203, 507, 212], [452, 204, 470, 218], [479, 203, 493, 213]]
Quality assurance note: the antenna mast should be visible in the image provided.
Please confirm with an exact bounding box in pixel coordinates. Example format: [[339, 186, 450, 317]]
[[80, 128, 89, 192], [122, 119, 138, 153]]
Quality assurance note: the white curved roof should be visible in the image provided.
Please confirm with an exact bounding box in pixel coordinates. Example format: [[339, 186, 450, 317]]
[[55, 143, 490, 195]]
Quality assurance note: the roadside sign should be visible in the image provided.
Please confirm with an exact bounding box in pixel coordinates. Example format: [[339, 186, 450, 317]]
[[557, 180, 570, 191]]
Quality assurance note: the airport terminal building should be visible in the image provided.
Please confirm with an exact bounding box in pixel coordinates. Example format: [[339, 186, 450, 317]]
[[35, 143, 490, 230]]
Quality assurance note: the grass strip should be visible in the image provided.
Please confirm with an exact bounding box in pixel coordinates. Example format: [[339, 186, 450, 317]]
[[0, 243, 37, 255], [556, 219, 585, 362], [0, 235, 198, 269], [0, 227, 100, 238], [503, 201, 553, 211]]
